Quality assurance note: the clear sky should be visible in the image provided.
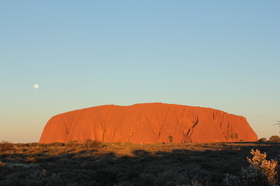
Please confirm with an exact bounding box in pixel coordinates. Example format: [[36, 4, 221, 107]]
[[1, 1, 279, 143]]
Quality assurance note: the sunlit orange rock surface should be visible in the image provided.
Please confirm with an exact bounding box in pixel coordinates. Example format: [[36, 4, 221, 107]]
[[39, 103, 258, 143]]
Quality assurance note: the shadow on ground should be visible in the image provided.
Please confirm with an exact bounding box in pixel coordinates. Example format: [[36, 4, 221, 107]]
[[0, 142, 280, 186]]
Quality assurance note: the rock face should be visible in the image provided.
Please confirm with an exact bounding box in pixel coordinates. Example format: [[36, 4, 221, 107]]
[[39, 103, 258, 143]]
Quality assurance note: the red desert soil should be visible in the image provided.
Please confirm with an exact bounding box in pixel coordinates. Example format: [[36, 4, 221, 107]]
[[39, 103, 258, 143]]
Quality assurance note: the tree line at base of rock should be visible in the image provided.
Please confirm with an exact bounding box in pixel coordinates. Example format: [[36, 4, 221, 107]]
[[258, 135, 280, 143]]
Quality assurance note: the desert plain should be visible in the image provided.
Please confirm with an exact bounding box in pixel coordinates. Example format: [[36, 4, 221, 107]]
[[1, 140, 279, 185]]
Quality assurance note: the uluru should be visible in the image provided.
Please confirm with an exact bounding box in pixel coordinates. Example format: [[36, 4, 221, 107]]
[[39, 103, 258, 143]]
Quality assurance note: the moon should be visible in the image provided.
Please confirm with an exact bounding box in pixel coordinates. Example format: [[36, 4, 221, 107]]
[[34, 84, 39, 89]]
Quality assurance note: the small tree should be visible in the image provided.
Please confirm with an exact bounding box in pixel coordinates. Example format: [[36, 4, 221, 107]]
[[168, 135, 173, 143], [234, 133, 238, 139], [274, 121, 280, 126], [258, 137, 267, 143], [269, 135, 280, 142]]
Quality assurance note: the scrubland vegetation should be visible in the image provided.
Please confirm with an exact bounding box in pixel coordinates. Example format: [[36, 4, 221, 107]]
[[1, 138, 280, 185]]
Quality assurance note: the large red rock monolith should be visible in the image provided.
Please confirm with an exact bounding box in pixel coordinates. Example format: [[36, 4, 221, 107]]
[[39, 103, 258, 143]]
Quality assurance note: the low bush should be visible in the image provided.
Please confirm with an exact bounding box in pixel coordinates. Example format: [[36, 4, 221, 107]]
[[0, 141, 13, 152], [47, 142, 65, 147], [84, 139, 103, 149], [258, 138, 267, 143], [223, 149, 278, 185], [269, 135, 280, 143], [66, 140, 78, 147]]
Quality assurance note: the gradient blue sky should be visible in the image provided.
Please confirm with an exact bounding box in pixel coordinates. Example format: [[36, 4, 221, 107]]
[[1, 1, 279, 143]]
